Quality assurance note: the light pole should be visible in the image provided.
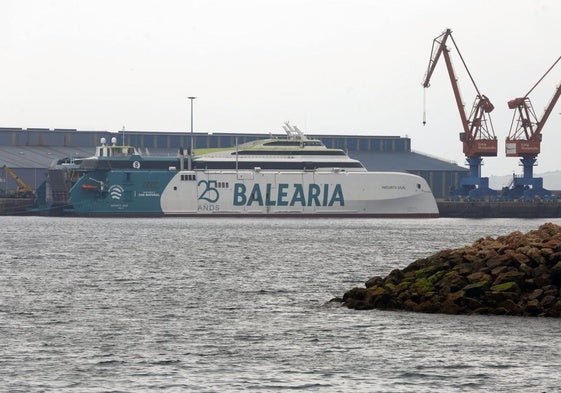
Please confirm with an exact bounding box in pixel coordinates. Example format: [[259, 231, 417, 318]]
[[188, 96, 196, 170]]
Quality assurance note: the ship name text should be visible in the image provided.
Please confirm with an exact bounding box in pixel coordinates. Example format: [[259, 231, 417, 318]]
[[233, 183, 344, 207]]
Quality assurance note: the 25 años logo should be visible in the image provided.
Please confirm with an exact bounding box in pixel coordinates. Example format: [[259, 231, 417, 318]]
[[197, 180, 219, 203]]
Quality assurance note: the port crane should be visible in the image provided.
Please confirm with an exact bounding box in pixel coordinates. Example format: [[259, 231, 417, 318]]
[[505, 55, 561, 200], [422, 28, 498, 199]]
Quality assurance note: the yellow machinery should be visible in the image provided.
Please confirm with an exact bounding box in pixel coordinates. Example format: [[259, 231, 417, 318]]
[[1, 165, 34, 198]]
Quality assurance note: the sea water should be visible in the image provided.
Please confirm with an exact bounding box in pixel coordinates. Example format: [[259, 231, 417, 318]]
[[1, 217, 560, 392]]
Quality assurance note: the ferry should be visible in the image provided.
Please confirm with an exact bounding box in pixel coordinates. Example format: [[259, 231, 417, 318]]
[[67, 124, 439, 217]]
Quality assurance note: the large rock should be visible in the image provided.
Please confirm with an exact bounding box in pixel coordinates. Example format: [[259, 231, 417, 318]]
[[334, 223, 561, 317]]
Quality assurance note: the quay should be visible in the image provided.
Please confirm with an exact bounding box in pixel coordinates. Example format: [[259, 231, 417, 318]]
[[437, 200, 561, 218]]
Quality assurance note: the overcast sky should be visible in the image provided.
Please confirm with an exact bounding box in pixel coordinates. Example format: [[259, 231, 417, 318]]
[[2, 0, 560, 177]]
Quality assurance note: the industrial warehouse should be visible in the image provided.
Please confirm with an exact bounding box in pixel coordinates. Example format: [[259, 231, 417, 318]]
[[0, 126, 466, 202]]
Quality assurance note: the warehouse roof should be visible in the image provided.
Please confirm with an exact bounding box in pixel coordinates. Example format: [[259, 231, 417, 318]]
[[0, 146, 93, 168]]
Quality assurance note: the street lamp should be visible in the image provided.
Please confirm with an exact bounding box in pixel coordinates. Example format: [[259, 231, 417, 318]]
[[188, 96, 196, 170]]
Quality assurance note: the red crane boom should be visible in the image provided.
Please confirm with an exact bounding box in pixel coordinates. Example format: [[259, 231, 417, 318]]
[[422, 29, 498, 158], [506, 55, 561, 158]]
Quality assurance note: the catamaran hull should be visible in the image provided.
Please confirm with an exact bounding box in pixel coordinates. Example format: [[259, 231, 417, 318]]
[[69, 169, 439, 217]]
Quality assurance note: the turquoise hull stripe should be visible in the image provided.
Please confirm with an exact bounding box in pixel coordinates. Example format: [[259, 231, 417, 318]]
[[69, 170, 175, 214]]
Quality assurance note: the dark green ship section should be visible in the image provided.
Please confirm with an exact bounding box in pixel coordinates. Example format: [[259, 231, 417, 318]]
[[68, 141, 180, 216], [70, 168, 177, 216]]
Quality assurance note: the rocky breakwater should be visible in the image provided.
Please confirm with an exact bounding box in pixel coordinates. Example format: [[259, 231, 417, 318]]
[[336, 223, 561, 317]]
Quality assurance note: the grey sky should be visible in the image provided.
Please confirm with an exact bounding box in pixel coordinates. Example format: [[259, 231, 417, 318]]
[[2, 0, 560, 177]]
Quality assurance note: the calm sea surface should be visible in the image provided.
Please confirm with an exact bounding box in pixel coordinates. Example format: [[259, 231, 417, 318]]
[[1, 217, 560, 392]]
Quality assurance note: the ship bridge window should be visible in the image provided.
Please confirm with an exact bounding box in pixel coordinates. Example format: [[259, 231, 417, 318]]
[[263, 141, 302, 147], [181, 174, 197, 181]]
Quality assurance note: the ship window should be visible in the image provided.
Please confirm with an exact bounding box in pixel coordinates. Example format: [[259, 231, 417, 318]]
[[417, 183, 421, 189], [263, 140, 302, 147], [174, 186, 177, 191], [180, 174, 197, 181]]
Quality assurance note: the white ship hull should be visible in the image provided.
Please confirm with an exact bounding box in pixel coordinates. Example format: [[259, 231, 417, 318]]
[[160, 170, 439, 217]]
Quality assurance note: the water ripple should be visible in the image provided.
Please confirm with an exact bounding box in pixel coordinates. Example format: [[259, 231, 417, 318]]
[[1, 217, 561, 392]]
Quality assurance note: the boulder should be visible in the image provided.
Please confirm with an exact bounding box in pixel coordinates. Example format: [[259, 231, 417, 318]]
[[334, 223, 561, 317]]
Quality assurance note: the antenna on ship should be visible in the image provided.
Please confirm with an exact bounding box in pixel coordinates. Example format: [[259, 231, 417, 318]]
[[121, 125, 125, 146]]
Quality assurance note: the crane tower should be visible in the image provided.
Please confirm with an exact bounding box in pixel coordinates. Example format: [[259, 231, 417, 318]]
[[504, 55, 561, 201], [422, 29, 498, 200]]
